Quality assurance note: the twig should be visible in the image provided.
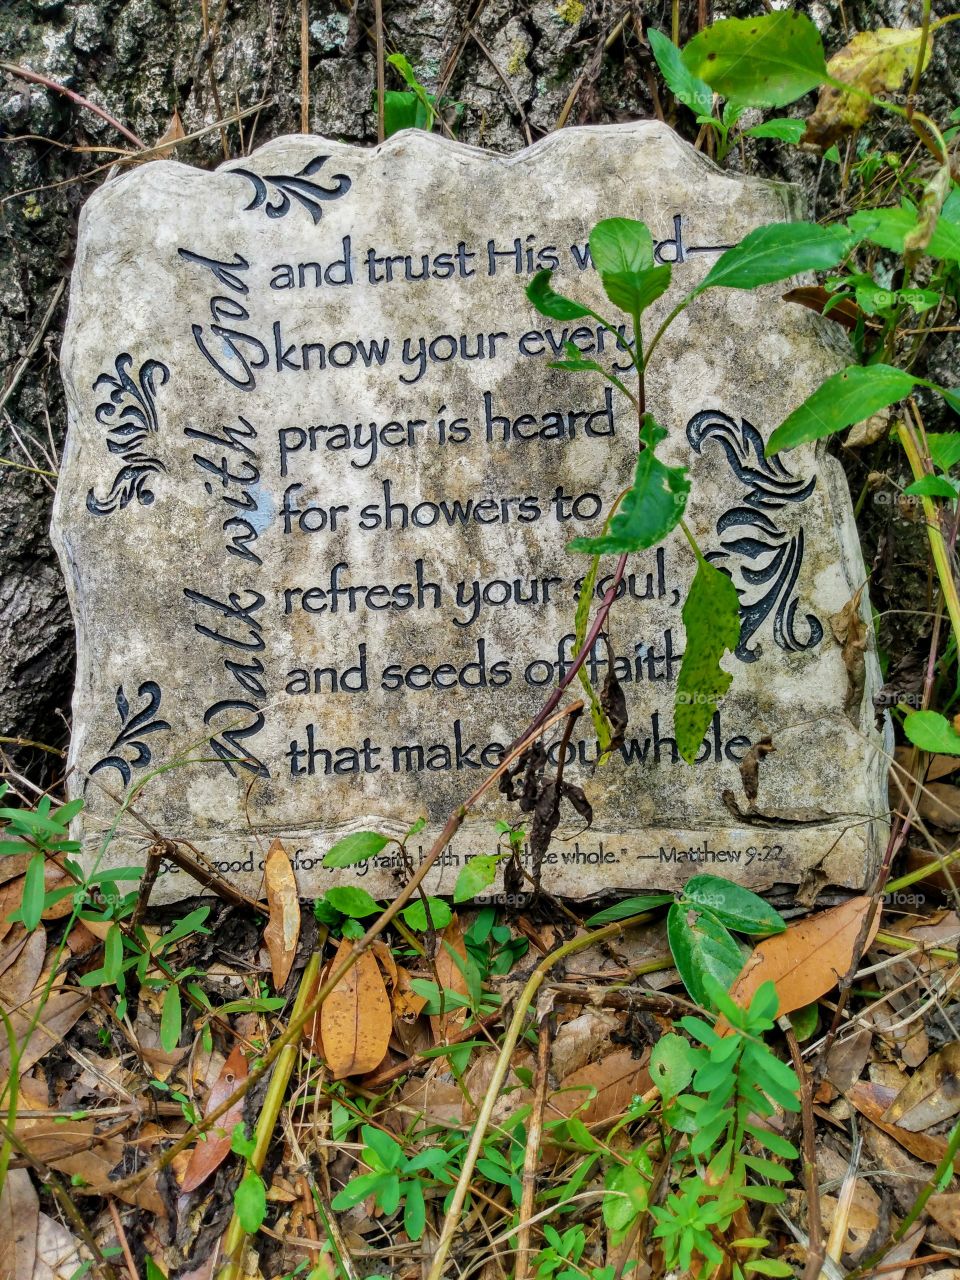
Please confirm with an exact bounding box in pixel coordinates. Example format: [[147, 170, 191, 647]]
[[515, 994, 553, 1279], [300, 0, 310, 132], [788, 1025, 825, 1280], [0, 63, 146, 148], [373, 0, 386, 142], [106, 1199, 139, 1280], [0, 279, 65, 415]]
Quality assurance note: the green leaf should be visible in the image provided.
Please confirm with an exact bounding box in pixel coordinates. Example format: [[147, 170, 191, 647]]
[[743, 118, 807, 142], [331, 1171, 386, 1210], [674, 557, 741, 764], [325, 886, 381, 918], [526, 269, 593, 322], [401, 897, 453, 932], [584, 894, 673, 926], [788, 1001, 819, 1042], [569, 416, 690, 555], [101, 923, 123, 984], [928, 433, 960, 472], [681, 875, 785, 935], [667, 903, 744, 1009], [697, 222, 851, 294], [403, 1177, 426, 1240], [649, 1033, 699, 1100], [323, 831, 389, 869], [744, 1261, 794, 1277], [767, 364, 916, 455], [234, 1169, 267, 1233], [21, 851, 46, 932], [550, 340, 607, 375], [648, 29, 713, 117], [589, 218, 654, 273], [904, 710, 960, 754], [363, 1124, 404, 1171], [744, 1121, 799, 1160], [145, 1258, 165, 1280], [454, 855, 499, 903], [682, 11, 827, 107], [903, 475, 959, 499], [160, 984, 182, 1053], [603, 1161, 650, 1234], [599, 265, 672, 321]]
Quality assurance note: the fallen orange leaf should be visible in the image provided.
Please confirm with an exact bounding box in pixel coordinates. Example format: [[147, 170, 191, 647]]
[[181, 1043, 249, 1193], [319, 938, 391, 1079], [263, 839, 300, 991]]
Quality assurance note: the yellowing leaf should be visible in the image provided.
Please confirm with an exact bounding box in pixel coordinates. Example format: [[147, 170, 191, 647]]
[[727, 895, 880, 1017], [263, 838, 300, 991], [804, 28, 932, 146], [319, 938, 391, 1079]]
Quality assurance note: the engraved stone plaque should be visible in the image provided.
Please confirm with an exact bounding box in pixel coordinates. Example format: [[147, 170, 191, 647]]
[[53, 122, 888, 903]]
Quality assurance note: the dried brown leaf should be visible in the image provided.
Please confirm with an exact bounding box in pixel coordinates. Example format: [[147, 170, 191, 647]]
[[181, 1043, 249, 1192], [430, 915, 469, 1043], [263, 838, 300, 991], [0, 987, 90, 1076], [918, 783, 960, 832], [0, 1168, 38, 1280], [320, 938, 391, 1079], [728, 896, 880, 1018], [928, 1193, 960, 1242], [548, 1048, 651, 1129], [783, 285, 863, 330], [0, 927, 46, 1013], [848, 1080, 959, 1166], [885, 1042, 960, 1131], [830, 586, 868, 721]]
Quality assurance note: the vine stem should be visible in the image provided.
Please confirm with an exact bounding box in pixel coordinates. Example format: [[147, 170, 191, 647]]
[[216, 949, 322, 1280], [424, 909, 661, 1280], [0, 63, 146, 148]]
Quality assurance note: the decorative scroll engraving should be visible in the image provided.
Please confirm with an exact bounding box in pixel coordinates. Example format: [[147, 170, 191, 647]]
[[89, 681, 170, 786], [229, 156, 352, 224], [86, 354, 169, 515], [686, 410, 824, 663]]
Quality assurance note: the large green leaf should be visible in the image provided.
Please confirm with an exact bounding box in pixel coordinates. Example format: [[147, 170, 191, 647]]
[[667, 903, 745, 1009], [674, 557, 741, 763], [697, 221, 852, 294], [849, 205, 960, 263], [323, 830, 389, 868], [600, 265, 672, 320], [526, 269, 593, 321], [589, 218, 654, 273], [766, 364, 916, 454], [682, 874, 785, 935], [744, 118, 807, 142], [904, 710, 960, 755], [682, 12, 828, 108], [568, 417, 689, 555], [234, 1170, 268, 1233], [647, 29, 713, 119], [325, 886, 381, 917]]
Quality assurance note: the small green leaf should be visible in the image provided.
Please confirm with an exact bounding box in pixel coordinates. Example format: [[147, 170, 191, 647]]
[[767, 364, 916, 454], [648, 29, 713, 118], [674, 557, 741, 764], [454, 855, 499, 903], [667, 903, 744, 1009], [649, 1033, 698, 1100], [697, 222, 851, 294], [569, 416, 690, 555], [526, 269, 593, 322], [788, 1001, 819, 1042], [403, 1177, 426, 1240], [323, 831, 389, 868], [21, 852, 45, 932], [589, 218, 654, 273], [743, 118, 807, 142], [904, 710, 960, 755], [101, 923, 124, 984], [681, 875, 785, 935], [584, 894, 673, 926], [160, 984, 182, 1053], [234, 1169, 267, 1233], [362, 1124, 404, 1171], [599, 265, 672, 321], [325, 886, 381, 918], [401, 897, 453, 932], [682, 11, 828, 107]]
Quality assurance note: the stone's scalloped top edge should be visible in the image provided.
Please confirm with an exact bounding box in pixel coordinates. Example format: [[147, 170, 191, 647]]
[[83, 120, 799, 219]]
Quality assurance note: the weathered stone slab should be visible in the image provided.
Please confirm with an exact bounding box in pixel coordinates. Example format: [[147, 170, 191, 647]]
[[53, 123, 888, 903]]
